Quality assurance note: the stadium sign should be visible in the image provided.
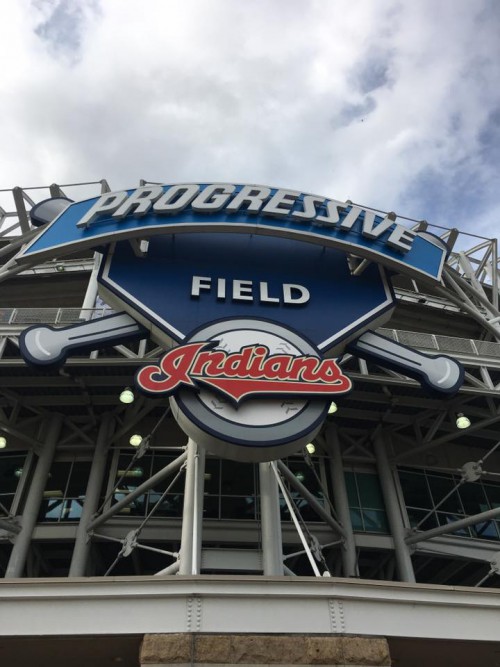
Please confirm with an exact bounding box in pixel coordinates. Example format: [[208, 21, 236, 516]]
[[17, 184, 464, 462]]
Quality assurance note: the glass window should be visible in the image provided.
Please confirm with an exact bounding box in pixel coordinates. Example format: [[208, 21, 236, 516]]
[[427, 475, 463, 514], [344, 470, 389, 534], [399, 467, 500, 543], [398, 470, 432, 508], [0, 453, 26, 512]]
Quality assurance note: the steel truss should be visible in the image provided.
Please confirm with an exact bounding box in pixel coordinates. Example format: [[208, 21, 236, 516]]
[[0, 180, 499, 586]]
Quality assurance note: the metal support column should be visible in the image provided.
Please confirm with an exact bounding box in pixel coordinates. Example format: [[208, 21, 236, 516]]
[[373, 429, 415, 583], [179, 439, 205, 575], [80, 253, 101, 317], [69, 415, 113, 577], [259, 461, 284, 575], [325, 426, 358, 577], [5, 414, 63, 578]]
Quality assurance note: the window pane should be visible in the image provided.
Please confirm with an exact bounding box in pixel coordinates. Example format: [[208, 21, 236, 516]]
[[399, 471, 431, 509], [287, 460, 322, 497], [471, 520, 498, 541], [148, 493, 183, 517], [45, 462, 71, 497], [357, 473, 384, 510], [221, 496, 256, 519], [344, 472, 359, 507], [66, 462, 92, 496], [406, 508, 438, 531], [204, 458, 220, 495], [221, 460, 255, 495], [39, 498, 63, 521], [349, 508, 364, 531], [427, 475, 462, 513], [484, 484, 500, 509], [459, 483, 488, 516], [61, 498, 84, 521], [362, 509, 389, 533], [151, 455, 184, 493], [0, 455, 25, 495]]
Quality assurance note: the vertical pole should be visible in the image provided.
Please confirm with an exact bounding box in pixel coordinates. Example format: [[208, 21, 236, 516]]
[[5, 414, 63, 578], [179, 439, 204, 575], [80, 253, 101, 318], [373, 430, 415, 583], [325, 426, 358, 577], [69, 414, 113, 577], [191, 445, 205, 575], [259, 461, 284, 575]]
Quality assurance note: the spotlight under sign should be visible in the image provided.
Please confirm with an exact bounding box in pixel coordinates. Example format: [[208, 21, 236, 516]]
[[17, 183, 465, 462]]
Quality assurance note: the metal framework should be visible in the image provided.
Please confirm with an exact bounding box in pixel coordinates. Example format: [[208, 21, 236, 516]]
[[0, 180, 499, 590]]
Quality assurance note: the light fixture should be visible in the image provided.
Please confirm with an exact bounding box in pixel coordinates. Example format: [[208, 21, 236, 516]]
[[0, 436, 7, 448], [456, 413, 471, 429], [306, 442, 316, 454], [129, 434, 143, 447], [117, 467, 144, 478], [295, 471, 305, 483], [119, 387, 135, 404], [14, 467, 23, 478], [328, 402, 338, 415]]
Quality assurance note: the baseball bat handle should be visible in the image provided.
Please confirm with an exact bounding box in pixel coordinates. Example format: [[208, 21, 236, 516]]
[[349, 331, 464, 394]]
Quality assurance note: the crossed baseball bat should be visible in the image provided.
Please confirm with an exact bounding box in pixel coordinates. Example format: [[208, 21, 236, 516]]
[[19, 311, 463, 395]]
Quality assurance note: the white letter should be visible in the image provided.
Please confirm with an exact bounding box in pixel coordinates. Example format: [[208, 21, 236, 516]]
[[77, 192, 128, 228], [315, 199, 346, 226], [233, 279, 253, 301], [360, 212, 395, 240], [338, 205, 363, 231], [387, 225, 417, 253], [112, 186, 164, 219], [283, 284, 310, 305], [262, 189, 299, 218], [191, 184, 236, 212], [291, 195, 325, 221], [217, 278, 226, 300], [225, 185, 271, 214], [260, 282, 279, 303], [153, 184, 200, 215], [191, 276, 211, 297]]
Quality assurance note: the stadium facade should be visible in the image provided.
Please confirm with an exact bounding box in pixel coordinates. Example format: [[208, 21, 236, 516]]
[[0, 180, 499, 667]]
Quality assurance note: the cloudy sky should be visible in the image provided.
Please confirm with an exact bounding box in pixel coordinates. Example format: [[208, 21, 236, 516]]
[[1, 0, 499, 239]]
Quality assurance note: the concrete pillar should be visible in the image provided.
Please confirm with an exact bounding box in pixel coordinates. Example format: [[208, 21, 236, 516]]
[[69, 414, 113, 577], [373, 430, 416, 583], [259, 461, 284, 575], [325, 425, 358, 577], [140, 634, 391, 666], [5, 413, 63, 578]]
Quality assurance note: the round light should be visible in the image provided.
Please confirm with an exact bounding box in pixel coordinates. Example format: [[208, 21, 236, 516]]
[[119, 388, 135, 404], [0, 436, 6, 448], [328, 402, 338, 415], [295, 471, 305, 483], [306, 442, 316, 454], [129, 434, 143, 447], [456, 413, 471, 429]]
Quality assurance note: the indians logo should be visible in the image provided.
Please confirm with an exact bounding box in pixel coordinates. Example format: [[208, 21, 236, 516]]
[[136, 341, 351, 403]]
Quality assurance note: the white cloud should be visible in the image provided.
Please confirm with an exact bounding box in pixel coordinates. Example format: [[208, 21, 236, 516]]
[[0, 0, 498, 239]]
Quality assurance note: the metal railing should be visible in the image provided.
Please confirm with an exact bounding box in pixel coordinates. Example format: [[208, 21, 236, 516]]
[[377, 328, 500, 359], [0, 308, 498, 361]]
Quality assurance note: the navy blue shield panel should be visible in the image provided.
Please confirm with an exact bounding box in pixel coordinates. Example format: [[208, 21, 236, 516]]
[[97, 232, 395, 355]]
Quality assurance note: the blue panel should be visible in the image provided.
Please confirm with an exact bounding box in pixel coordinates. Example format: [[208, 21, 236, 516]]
[[99, 233, 394, 350], [21, 184, 445, 280]]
